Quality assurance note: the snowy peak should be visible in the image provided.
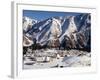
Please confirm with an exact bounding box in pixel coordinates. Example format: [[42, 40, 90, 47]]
[[23, 17, 38, 32]]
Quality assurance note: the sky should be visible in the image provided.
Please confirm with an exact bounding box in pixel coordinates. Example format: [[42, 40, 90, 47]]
[[23, 10, 85, 21]]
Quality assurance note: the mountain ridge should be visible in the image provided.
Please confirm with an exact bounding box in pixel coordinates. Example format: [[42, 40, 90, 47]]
[[23, 13, 91, 52]]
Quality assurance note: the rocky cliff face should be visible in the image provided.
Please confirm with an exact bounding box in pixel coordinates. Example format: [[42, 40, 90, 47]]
[[23, 13, 91, 52]]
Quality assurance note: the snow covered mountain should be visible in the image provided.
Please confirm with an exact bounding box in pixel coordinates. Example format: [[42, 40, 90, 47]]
[[23, 17, 38, 32], [23, 13, 91, 51]]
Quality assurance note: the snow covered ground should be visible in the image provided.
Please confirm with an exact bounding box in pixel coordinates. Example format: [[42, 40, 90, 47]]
[[23, 49, 91, 69]]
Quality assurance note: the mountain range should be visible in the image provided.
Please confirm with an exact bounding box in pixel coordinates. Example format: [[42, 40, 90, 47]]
[[23, 13, 91, 52]]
